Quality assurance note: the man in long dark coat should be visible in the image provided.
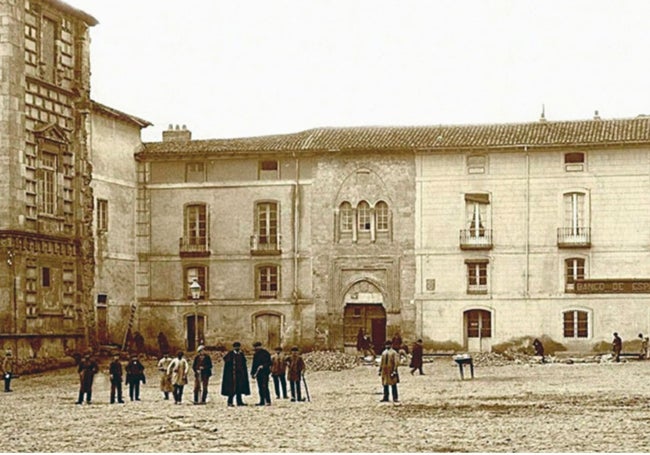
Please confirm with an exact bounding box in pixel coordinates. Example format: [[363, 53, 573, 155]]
[[409, 339, 424, 375], [251, 341, 272, 406], [221, 341, 250, 406], [76, 352, 99, 404]]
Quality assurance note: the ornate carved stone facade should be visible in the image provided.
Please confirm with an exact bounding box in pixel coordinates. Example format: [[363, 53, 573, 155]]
[[0, 0, 97, 360]]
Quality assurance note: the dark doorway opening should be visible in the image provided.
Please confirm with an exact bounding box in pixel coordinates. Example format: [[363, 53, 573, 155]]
[[344, 303, 386, 355]]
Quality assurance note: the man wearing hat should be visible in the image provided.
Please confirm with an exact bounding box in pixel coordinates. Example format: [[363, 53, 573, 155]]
[[409, 339, 424, 375], [250, 341, 272, 406], [270, 346, 288, 399], [76, 351, 99, 404], [287, 346, 306, 402], [379, 340, 400, 403], [221, 342, 250, 406], [2, 349, 14, 392], [192, 345, 213, 404]]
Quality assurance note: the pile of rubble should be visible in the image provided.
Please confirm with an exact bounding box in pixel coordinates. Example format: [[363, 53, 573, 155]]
[[469, 351, 614, 367], [303, 350, 359, 371]]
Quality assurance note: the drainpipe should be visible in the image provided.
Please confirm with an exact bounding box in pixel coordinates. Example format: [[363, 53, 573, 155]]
[[291, 152, 300, 344], [525, 146, 530, 298]]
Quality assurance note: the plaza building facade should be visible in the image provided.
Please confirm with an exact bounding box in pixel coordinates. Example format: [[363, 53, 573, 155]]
[[414, 115, 650, 351], [0, 0, 98, 358], [3, 1, 650, 358]]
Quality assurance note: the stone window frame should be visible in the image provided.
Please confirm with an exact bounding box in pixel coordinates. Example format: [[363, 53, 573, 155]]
[[562, 308, 590, 338], [256, 263, 280, 300]]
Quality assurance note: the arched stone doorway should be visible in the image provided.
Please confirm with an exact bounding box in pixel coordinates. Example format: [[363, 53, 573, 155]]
[[463, 308, 492, 352], [343, 280, 386, 355]]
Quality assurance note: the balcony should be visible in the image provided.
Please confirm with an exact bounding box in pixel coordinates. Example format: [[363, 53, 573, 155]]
[[460, 229, 493, 250], [557, 227, 591, 248], [250, 234, 282, 256], [179, 236, 211, 257]]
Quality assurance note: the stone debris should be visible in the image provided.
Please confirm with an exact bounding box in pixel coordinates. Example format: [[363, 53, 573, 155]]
[[469, 351, 612, 367], [302, 351, 359, 371]]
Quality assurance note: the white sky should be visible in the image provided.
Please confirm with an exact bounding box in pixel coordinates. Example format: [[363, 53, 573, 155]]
[[67, 0, 650, 142]]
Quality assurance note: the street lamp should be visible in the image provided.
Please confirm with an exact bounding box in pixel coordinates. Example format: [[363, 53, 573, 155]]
[[189, 278, 202, 351]]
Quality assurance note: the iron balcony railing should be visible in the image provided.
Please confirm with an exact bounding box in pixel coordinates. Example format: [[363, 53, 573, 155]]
[[557, 227, 591, 248], [250, 233, 282, 255], [459, 228, 493, 250], [179, 236, 211, 256]]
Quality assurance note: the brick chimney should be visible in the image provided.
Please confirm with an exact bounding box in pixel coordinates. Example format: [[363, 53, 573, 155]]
[[162, 124, 192, 142]]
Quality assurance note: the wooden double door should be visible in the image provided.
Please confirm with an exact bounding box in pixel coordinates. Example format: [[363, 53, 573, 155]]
[[344, 303, 386, 355]]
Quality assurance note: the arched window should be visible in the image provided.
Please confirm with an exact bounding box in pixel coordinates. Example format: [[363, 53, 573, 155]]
[[339, 202, 353, 233], [375, 201, 389, 232], [357, 201, 371, 232]]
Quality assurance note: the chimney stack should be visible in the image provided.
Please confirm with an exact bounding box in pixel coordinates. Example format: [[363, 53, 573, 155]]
[[593, 110, 601, 120], [163, 124, 192, 142]]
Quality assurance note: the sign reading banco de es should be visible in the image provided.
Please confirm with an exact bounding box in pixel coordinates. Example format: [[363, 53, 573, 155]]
[[574, 279, 650, 294]]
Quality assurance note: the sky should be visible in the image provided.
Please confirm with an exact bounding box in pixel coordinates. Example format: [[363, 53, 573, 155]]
[[66, 0, 650, 143]]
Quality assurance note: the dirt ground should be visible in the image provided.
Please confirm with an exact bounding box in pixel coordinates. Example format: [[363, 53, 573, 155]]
[[1, 356, 650, 453]]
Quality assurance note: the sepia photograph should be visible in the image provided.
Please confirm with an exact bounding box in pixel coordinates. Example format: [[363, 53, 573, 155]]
[[2, 0, 650, 452]]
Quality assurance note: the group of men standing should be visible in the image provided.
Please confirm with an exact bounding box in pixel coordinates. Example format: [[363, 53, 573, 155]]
[[220, 341, 306, 406]]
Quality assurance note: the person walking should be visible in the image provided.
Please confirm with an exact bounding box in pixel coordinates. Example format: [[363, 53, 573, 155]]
[[270, 346, 288, 399], [108, 354, 125, 404], [287, 346, 306, 402], [533, 338, 545, 362], [221, 341, 250, 407], [76, 352, 99, 405], [167, 351, 190, 404], [409, 339, 424, 375], [125, 354, 146, 401], [251, 341, 272, 406], [192, 345, 213, 404], [379, 340, 400, 403], [2, 349, 14, 393], [157, 353, 173, 400], [612, 332, 622, 362]]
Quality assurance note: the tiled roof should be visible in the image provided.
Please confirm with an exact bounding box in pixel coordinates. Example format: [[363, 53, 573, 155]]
[[91, 101, 152, 128], [139, 116, 650, 157]]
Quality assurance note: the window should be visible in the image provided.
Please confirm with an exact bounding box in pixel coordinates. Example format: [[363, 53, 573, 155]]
[[339, 202, 353, 233], [467, 155, 487, 174], [41, 151, 57, 214], [185, 266, 207, 299], [465, 194, 489, 237], [259, 160, 279, 180], [563, 192, 586, 233], [42, 267, 51, 287], [97, 199, 108, 233], [185, 204, 207, 246], [185, 162, 205, 182], [466, 260, 488, 294], [357, 201, 371, 232], [97, 293, 108, 306], [257, 265, 279, 299], [466, 309, 491, 337], [565, 258, 585, 292], [257, 202, 278, 245], [375, 201, 389, 232], [563, 310, 589, 338], [564, 152, 585, 172]]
